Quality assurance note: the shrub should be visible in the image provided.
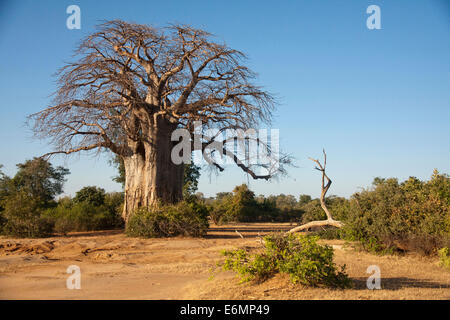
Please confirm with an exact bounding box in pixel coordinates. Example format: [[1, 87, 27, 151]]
[[45, 192, 124, 234], [0, 159, 69, 237], [221, 248, 278, 283], [315, 227, 344, 240], [49, 202, 123, 233], [299, 196, 349, 225], [0, 211, 6, 231], [126, 200, 209, 238], [210, 186, 302, 224], [1, 191, 53, 237], [209, 197, 235, 225], [209, 205, 228, 225], [46, 202, 101, 233], [220, 233, 352, 288], [438, 247, 450, 269], [341, 171, 450, 255], [228, 184, 260, 222], [299, 199, 326, 223], [104, 192, 124, 219]]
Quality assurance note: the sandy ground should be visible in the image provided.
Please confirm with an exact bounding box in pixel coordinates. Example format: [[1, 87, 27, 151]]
[[0, 223, 448, 300]]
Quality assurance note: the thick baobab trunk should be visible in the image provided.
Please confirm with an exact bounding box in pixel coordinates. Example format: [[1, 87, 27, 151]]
[[122, 119, 184, 222]]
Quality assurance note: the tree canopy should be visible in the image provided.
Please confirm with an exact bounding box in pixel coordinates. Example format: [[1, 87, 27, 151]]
[[5, 158, 69, 204], [30, 20, 284, 177]]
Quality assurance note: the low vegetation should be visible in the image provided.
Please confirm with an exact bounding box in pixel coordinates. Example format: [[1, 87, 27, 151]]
[[341, 170, 449, 255], [438, 247, 450, 269], [44, 188, 124, 234], [0, 158, 448, 263], [0, 159, 123, 237], [219, 233, 352, 288], [125, 199, 209, 238], [207, 184, 303, 224], [1, 191, 53, 238]]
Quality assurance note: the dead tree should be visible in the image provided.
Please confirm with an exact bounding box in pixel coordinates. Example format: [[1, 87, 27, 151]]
[[287, 150, 343, 233], [30, 20, 289, 223]]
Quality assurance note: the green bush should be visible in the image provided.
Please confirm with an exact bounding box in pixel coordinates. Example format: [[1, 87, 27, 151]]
[[438, 247, 450, 269], [1, 191, 53, 237], [43, 190, 124, 234], [209, 185, 303, 224], [221, 248, 278, 283], [299, 196, 349, 225], [45, 195, 124, 234], [227, 184, 260, 222], [220, 233, 352, 288], [126, 200, 209, 238], [104, 192, 125, 218], [0, 159, 69, 237], [342, 171, 450, 255], [0, 158, 126, 237], [296, 171, 449, 256], [209, 197, 236, 225], [0, 211, 6, 231], [314, 227, 344, 240]]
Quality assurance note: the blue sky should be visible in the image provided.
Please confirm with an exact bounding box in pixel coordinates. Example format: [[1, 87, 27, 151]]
[[0, 0, 449, 199]]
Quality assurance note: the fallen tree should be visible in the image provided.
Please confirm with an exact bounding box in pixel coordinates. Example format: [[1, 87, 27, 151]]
[[287, 150, 343, 233]]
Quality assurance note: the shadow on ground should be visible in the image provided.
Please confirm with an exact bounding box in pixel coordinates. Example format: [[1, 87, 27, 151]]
[[206, 225, 293, 239], [352, 277, 450, 290]]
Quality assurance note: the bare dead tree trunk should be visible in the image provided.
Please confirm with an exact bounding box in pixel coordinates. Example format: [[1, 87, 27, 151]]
[[287, 150, 343, 233]]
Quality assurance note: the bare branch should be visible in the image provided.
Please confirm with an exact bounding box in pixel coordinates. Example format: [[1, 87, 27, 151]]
[[29, 20, 285, 182], [288, 150, 344, 234]]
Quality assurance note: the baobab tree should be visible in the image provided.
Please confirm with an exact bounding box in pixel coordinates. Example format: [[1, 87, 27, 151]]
[[30, 20, 288, 222]]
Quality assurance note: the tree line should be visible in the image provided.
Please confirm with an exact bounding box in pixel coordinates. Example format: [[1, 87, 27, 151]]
[[0, 158, 203, 237], [1, 157, 448, 258]]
